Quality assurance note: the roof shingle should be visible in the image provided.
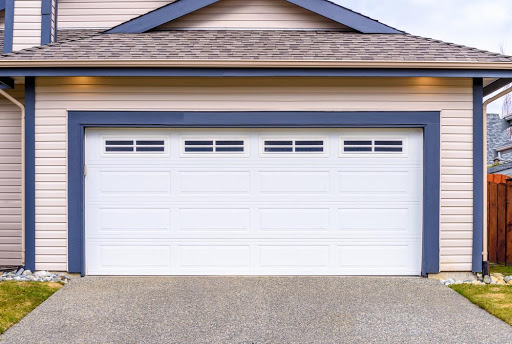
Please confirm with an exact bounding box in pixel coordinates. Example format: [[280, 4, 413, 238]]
[[1, 30, 511, 63]]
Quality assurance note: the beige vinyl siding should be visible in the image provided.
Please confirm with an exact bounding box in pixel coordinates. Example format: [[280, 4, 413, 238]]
[[34, 77, 474, 272], [57, 0, 176, 29], [12, 0, 41, 51], [157, 0, 348, 30], [0, 87, 23, 267]]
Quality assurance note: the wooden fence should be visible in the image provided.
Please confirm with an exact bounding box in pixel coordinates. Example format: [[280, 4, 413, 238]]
[[487, 175, 512, 265]]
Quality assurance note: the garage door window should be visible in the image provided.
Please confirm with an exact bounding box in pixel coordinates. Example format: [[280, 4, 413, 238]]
[[104, 139, 166, 153], [261, 138, 327, 156], [341, 139, 404, 154], [182, 137, 247, 156]]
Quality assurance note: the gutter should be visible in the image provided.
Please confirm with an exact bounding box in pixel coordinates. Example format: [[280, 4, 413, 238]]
[[0, 60, 511, 69], [483, 85, 512, 271], [0, 88, 25, 266]]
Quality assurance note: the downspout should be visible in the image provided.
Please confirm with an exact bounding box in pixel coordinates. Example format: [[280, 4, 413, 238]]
[[482, 85, 512, 273], [0, 88, 25, 266]]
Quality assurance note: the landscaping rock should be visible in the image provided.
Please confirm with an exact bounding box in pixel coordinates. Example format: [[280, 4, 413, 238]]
[[491, 276, 500, 283], [505, 276, 512, 283], [34, 271, 50, 278], [491, 273, 504, 279], [484, 275, 492, 284], [0, 269, 71, 284]]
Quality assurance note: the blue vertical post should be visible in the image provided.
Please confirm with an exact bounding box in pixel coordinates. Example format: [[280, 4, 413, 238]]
[[25, 77, 36, 271], [473, 78, 484, 273]]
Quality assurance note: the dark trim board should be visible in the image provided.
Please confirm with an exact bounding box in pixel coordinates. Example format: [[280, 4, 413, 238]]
[[473, 78, 484, 273], [41, 0, 52, 45], [483, 78, 512, 97], [67, 111, 441, 276], [3, 0, 14, 54], [3, 68, 512, 78], [107, 0, 221, 33], [25, 77, 36, 271], [0, 77, 14, 89], [106, 0, 401, 34], [285, 0, 402, 34]]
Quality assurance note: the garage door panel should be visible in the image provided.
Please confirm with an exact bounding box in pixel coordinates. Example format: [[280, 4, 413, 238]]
[[338, 244, 421, 273], [85, 128, 423, 276], [178, 171, 251, 194], [258, 208, 330, 231], [178, 208, 251, 231], [179, 245, 251, 268], [259, 171, 330, 194]]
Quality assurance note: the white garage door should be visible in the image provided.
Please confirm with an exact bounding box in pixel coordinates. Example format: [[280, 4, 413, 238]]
[[85, 128, 423, 275]]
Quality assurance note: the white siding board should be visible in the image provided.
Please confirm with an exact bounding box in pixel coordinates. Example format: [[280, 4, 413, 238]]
[[58, 0, 176, 29], [12, 0, 42, 51], [35, 77, 474, 272], [158, 0, 347, 30], [0, 88, 23, 267]]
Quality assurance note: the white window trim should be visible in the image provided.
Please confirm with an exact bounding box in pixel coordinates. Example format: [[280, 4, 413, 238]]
[[259, 136, 329, 158], [180, 136, 250, 157], [339, 136, 408, 157]]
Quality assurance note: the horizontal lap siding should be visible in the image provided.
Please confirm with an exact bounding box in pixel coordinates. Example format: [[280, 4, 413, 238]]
[[158, 0, 347, 30], [12, 0, 41, 51], [0, 88, 23, 267], [34, 77, 474, 272], [57, 0, 176, 29]]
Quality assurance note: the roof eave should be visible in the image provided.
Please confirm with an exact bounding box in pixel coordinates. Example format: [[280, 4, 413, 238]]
[[0, 60, 511, 69]]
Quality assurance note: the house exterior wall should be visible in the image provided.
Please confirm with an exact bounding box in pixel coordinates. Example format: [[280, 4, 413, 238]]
[[0, 87, 23, 267], [57, 0, 176, 29], [12, 0, 42, 51], [34, 76, 474, 272], [157, 0, 347, 30]]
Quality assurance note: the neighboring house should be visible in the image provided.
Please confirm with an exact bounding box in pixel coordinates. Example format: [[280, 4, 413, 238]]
[[488, 111, 512, 176], [0, 0, 511, 277], [487, 113, 512, 165]]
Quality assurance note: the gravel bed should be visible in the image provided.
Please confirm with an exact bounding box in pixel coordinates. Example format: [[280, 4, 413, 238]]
[[0, 268, 70, 283]]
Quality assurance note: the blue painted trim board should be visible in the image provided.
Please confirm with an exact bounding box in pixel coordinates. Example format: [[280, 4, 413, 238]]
[[3, 0, 14, 53], [1, 68, 512, 78], [0, 77, 14, 89], [106, 0, 402, 34], [107, 0, 221, 33], [67, 111, 440, 275], [473, 78, 484, 273], [0, 0, 5, 11], [483, 78, 512, 97], [24, 77, 36, 271], [41, 0, 53, 45], [285, 0, 402, 34]]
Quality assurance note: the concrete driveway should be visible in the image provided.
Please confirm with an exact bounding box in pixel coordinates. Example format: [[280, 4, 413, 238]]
[[2, 277, 512, 343]]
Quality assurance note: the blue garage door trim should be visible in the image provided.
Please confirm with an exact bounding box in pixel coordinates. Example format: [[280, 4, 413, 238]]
[[67, 111, 441, 276]]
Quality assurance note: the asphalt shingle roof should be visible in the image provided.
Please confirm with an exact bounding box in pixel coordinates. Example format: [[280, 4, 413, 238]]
[[1, 30, 511, 63]]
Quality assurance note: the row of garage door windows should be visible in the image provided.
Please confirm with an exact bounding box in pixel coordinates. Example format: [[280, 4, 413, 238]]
[[103, 137, 406, 155]]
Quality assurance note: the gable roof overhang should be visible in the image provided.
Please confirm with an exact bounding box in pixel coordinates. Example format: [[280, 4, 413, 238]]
[[0, 65, 512, 78], [106, 0, 402, 34]]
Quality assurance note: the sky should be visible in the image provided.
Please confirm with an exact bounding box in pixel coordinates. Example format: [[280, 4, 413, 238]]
[[332, 0, 512, 114]]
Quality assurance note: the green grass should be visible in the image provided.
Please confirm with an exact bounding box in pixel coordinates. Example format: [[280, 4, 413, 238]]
[[490, 264, 512, 276], [0, 281, 62, 334], [450, 284, 512, 326]]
